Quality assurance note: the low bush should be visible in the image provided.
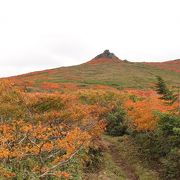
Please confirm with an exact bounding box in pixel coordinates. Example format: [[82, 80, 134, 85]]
[[106, 106, 127, 136], [134, 113, 180, 179], [83, 139, 106, 173]]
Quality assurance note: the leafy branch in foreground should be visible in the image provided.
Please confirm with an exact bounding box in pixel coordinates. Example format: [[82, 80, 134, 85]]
[[0, 80, 106, 179]]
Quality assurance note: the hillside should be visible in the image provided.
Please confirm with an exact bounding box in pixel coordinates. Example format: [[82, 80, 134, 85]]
[[7, 50, 180, 90], [1, 51, 180, 179], [146, 59, 180, 73]]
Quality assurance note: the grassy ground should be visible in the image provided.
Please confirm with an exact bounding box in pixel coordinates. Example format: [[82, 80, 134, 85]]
[[12, 60, 180, 89], [84, 135, 159, 180]]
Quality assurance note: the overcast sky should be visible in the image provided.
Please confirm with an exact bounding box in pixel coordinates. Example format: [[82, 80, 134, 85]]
[[0, 0, 180, 77]]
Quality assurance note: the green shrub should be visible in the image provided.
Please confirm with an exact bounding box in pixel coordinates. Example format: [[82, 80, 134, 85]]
[[158, 113, 180, 136], [106, 107, 127, 136], [84, 146, 104, 173], [31, 96, 64, 113], [134, 113, 180, 179], [161, 148, 180, 179]]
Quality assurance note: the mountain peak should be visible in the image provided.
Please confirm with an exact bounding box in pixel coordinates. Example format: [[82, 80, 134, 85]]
[[86, 50, 121, 64], [95, 49, 116, 59]]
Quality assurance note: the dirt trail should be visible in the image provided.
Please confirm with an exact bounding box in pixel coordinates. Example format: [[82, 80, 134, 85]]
[[85, 137, 140, 180], [109, 143, 139, 180]]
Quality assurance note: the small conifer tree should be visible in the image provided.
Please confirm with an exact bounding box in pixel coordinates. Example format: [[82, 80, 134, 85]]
[[155, 76, 174, 101]]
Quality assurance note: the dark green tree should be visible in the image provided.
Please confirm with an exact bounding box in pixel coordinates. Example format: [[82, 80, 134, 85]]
[[155, 76, 174, 101]]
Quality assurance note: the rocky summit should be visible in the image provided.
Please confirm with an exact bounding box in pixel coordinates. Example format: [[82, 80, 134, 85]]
[[95, 50, 117, 59]]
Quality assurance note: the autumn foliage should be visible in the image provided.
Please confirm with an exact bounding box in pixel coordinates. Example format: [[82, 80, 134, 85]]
[[0, 80, 107, 179], [0, 78, 179, 179], [123, 90, 176, 131]]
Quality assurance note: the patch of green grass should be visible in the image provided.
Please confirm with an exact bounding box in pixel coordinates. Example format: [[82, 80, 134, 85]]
[[103, 135, 160, 180], [101, 152, 126, 180], [83, 151, 126, 180]]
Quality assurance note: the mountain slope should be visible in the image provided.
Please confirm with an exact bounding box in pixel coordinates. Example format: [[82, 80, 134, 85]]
[[6, 50, 180, 90], [146, 59, 180, 73]]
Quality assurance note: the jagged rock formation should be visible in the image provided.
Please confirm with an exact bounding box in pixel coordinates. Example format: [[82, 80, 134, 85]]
[[95, 50, 116, 59], [86, 50, 121, 64]]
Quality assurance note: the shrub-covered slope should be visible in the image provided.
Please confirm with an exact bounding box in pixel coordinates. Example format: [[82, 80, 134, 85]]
[[6, 50, 180, 89]]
